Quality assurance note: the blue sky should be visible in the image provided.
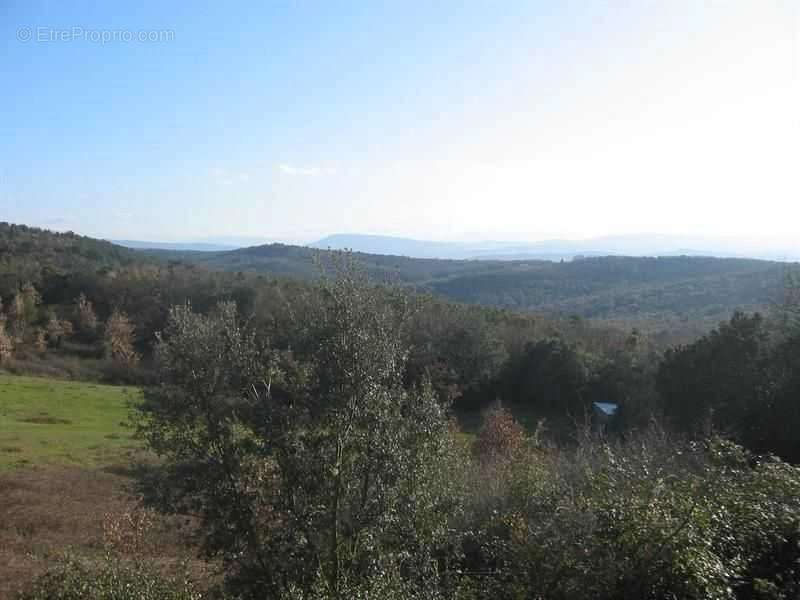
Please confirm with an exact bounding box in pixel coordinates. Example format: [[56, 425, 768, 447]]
[[1, 1, 797, 245]]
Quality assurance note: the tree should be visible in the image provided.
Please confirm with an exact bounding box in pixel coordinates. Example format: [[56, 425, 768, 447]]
[[499, 337, 589, 416], [7, 282, 41, 341], [136, 260, 458, 598], [0, 318, 13, 362], [33, 328, 47, 353], [46, 312, 73, 348], [747, 329, 800, 461], [104, 309, 139, 365], [473, 403, 526, 463], [405, 299, 507, 406], [75, 292, 98, 337], [657, 312, 767, 436]]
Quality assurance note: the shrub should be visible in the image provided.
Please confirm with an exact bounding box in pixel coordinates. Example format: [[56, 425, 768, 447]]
[[19, 556, 203, 600], [454, 433, 800, 599], [473, 404, 526, 463]]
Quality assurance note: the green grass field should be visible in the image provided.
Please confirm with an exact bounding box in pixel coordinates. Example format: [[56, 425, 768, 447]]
[[0, 374, 141, 470]]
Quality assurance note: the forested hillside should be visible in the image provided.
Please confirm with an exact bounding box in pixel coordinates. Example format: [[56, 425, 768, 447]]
[[0, 223, 140, 295], [3, 223, 791, 342], [0, 223, 642, 413], [147, 241, 792, 326]]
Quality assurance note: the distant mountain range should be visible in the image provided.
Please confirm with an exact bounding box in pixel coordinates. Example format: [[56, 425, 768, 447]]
[[312, 234, 800, 262], [113, 240, 239, 252], [112, 233, 800, 262]]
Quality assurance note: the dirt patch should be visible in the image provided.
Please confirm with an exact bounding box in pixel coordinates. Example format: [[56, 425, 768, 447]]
[[0, 466, 215, 599]]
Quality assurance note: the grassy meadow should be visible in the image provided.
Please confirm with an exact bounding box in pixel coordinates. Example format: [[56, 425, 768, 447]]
[[0, 374, 210, 599], [0, 374, 141, 470]]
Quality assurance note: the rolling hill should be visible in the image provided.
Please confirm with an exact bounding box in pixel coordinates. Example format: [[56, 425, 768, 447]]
[[144, 242, 794, 326], [1, 223, 793, 328], [311, 233, 800, 262]]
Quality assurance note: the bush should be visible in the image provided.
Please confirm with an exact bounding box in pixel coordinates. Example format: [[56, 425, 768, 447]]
[[454, 432, 800, 599], [19, 556, 203, 600]]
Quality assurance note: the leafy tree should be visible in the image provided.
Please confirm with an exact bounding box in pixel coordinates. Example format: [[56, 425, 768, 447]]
[[405, 298, 507, 407], [45, 312, 73, 348], [586, 331, 660, 429], [0, 318, 13, 362], [75, 292, 99, 336], [7, 282, 41, 340], [748, 330, 800, 461], [104, 309, 139, 365], [136, 262, 458, 598], [499, 337, 589, 416], [473, 404, 526, 463], [657, 312, 767, 436]]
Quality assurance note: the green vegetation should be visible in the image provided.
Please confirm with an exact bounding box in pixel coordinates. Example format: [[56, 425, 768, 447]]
[[137, 267, 454, 598], [0, 223, 139, 291], [6, 222, 800, 598], [658, 308, 800, 462], [0, 375, 139, 470], [20, 556, 202, 600], [131, 261, 800, 599], [149, 242, 791, 327]]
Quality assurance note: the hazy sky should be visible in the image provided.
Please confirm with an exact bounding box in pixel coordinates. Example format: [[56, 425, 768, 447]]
[[1, 1, 797, 244]]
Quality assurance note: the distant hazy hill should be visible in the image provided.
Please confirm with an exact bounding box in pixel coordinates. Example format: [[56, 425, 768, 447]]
[[312, 233, 588, 260], [148, 241, 795, 326], [312, 233, 800, 262], [113, 240, 237, 252]]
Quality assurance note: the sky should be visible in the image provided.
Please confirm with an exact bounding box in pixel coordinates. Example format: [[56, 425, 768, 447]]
[[1, 1, 798, 246]]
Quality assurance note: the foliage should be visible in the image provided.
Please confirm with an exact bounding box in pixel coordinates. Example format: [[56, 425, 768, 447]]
[[136, 260, 459, 598], [657, 311, 768, 435], [498, 337, 589, 416], [0, 319, 13, 362], [75, 292, 99, 338], [454, 430, 800, 600], [7, 283, 41, 341], [0, 222, 137, 299], [104, 309, 139, 366], [473, 404, 527, 463], [19, 555, 203, 600], [655, 310, 800, 461], [45, 312, 73, 348], [162, 242, 787, 325]]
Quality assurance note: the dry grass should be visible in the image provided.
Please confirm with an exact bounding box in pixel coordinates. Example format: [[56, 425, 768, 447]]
[[0, 465, 216, 599]]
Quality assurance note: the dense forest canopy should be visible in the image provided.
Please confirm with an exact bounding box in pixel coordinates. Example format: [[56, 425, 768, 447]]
[[145, 240, 792, 329], [3, 222, 792, 331]]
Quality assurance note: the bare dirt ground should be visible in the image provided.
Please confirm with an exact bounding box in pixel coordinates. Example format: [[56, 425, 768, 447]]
[[0, 465, 214, 599]]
